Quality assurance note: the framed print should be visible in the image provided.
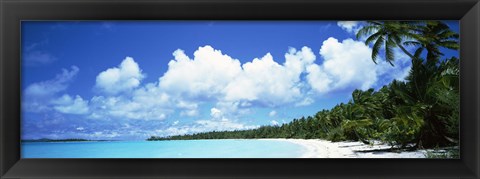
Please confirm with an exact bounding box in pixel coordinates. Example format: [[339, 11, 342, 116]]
[[18, 20, 460, 159], [1, 0, 479, 178]]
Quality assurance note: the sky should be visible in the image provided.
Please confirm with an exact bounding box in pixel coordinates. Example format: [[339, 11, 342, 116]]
[[21, 21, 459, 140]]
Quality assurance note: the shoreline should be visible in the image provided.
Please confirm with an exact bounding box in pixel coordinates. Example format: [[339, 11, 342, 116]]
[[24, 138, 430, 158], [260, 138, 428, 158]]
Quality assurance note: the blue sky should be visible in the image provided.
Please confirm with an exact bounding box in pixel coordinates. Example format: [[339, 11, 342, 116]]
[[21, 21, 459, 140]]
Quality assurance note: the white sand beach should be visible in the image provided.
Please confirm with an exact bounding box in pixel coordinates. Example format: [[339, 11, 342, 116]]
[[260, 139, 427, 158]]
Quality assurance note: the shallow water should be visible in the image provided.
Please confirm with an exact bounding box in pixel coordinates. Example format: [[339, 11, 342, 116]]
[[21, 139, 307, 158]]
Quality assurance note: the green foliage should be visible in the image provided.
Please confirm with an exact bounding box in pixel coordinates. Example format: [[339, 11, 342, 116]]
[[356, 21, 419, 65], [326, 127, 346, 142], [341, 119, 373, 143], [381, 113, 424, 147]]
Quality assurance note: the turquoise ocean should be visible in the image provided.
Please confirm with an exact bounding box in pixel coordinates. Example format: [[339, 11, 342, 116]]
[[21, 139, 307, 158]]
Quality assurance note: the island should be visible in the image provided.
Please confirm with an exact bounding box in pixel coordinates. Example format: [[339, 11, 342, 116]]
[[22, 138, 112, 142]]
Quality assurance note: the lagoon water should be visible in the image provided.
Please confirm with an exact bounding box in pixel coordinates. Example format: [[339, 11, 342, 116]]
[[22, 139, 306, 158]]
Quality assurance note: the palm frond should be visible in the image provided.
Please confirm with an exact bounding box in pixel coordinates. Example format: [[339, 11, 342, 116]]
[[371, 36, 385, 64], [414, 47, 424, 58], [356, 25, 380, 40], [403, 41, 422, 47], [437, 41, 459, 50], [365, 31, 383, 45], [385, 37, 396, 66], [437, 30, 459, 39]]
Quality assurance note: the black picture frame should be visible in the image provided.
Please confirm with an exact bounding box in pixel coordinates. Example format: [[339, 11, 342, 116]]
[[1, 0, 479, 178]]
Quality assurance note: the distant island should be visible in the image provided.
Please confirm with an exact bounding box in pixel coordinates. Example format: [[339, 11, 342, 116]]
[[22, 138, 112, 142]]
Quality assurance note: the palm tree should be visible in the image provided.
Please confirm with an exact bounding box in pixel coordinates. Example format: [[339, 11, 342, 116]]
[[356, 21, 417, 65], [357, 21, 460, 148], [403, 21, 459, 64]]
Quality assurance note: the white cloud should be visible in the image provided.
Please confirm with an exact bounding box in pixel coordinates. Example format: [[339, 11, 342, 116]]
[[88, 57, 175, 120], [91, 131, 120, 138], [159, 45, 316, 109], [224, 47, 315, 106], [157, 105, 263, 136], [157, 127, 190, 137], [159, 46, 242, 99], [295, 97, 314, 107], [157, 118, 258, 137], [88, 94, 171, 120], [210, 107, 223, 119], [269, 110, 277, 117], [180, 109, 199, 117], [23, 66, 79, 112], [52, 94, 89, 114], [270, 120, 279, 126], [87, 57, 201, 121], [215, 101, 252, 118], [24, 66, 79, 98], [177, 100, 199, 117], [132, 82, 170, 104], [306, 37, 412, 94], [337, 21, 362, 34], [95, 57, 145, 95], [307, 38, 379, 93], [194, 119, 248, 131]]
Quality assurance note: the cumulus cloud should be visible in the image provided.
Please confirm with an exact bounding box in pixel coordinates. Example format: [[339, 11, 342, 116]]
[[159, 46, 242, 99], [307, 37, 409, 94], [160, 45, 316, 108], [337, 21, 362, 34], [52, 94, 89, 114], [95, 57, 145, 95], [224, 47, 315, 106], [87, 57, 171, 120], [84, 57, 196, 121], [307, 38, 383, 93], [214, 101, 253, 119]]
